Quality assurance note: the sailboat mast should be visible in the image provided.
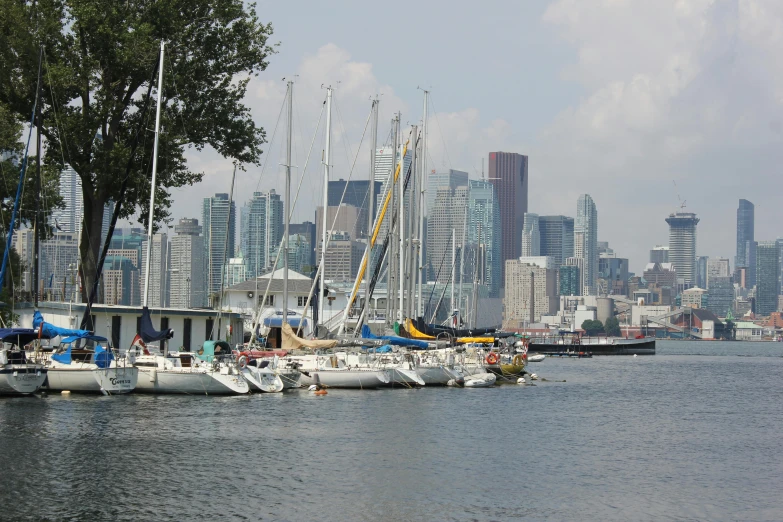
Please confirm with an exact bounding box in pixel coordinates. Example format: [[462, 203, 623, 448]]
[[318, 87, 332, 327], [386, 116, 398, 325], [457, 202, 468, 325], [142, 41, 165, 308], [450, 228, 456, 325], [406, 125, 418, 320], [282, 80, 293, 325], [416, 90, 428, 318], [363, 98, 379, 326], [397, 116, 405, 322], [33, 46, 43, 307]]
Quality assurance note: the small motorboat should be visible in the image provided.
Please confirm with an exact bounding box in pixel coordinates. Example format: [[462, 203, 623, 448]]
[[463, 372, 496, 388], [527, 354, 546, 363]]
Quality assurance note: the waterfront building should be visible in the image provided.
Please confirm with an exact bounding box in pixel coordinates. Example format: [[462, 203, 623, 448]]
[[666, 212, 699, 287], [706, 276, 733, 318], [316, 232, 365, 283], [539, 215, 574, 266], [140, 233, 168, 308], [169, 218, 206, 309], [503, 258, 558, 326], [559, 265, 580, 296], [203, 193, 236, 298], [224, 254, 248, 287], [427, 169, 469, 215], [756, 241, 780, 316], [564, 256, 585, 296], [520, 213, 540, 257], [736, 199, 755, 287], [467, 180, 502, 297], [327, 179, 382, 238], [240, 190, 283, 279], [488, 152, 528, 281], [427, 186, 469, 284], [650, 245, 669, 264], [575, 194, 598, 295]]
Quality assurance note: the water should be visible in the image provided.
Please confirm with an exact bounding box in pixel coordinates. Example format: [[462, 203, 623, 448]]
[[1, 340, 782, 521]]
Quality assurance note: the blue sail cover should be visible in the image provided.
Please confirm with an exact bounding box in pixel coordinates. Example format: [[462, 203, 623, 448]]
[[361, 325, 429, 349], [33, 310, 93, 340], [360, 344, 393, 353], [51, 346, 72, 364], [139, 306, 174, 343], [94, 345, 114, 369]]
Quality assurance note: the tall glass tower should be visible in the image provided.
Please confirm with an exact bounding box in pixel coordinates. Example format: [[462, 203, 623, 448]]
[[202, 193, 236, 298], [736, 199, 755, 287], [575, 195, 598, 295], [666, 212, 699, 287]]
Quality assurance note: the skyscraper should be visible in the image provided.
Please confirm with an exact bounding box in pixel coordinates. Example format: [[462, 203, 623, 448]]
[[736, 199, 755, 286], [706, 258, 731, 286], [140, 233, 168, 308], [427, 185, 469, 284], [203, 193, 236, 298], [426, 169, 469, 214], [575, 194, 598, 295], [327, 179, 382, 237], [467, 180, 502, 297], [170, 218, 206, 308], [756, 241, 780, 316], [503, 259, 558, 326], [666, 212, 699, 287], [649, 245, 669, 264], [559, 265, 581, 296], [240, 190, 283, 279], [520, 213, 540, 257], [538, 215, 575, 266], [488, 152, 528, 281]]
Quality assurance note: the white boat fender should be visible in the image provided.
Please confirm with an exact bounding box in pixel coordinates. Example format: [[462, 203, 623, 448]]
[[530, 373, 538, 380], [633, 354, 638, 357], [61, 390, 71, 395], [308, 384, 318, 391], [517, 377, 526, 385]]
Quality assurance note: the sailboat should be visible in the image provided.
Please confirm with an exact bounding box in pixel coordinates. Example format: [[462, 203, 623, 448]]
[[122, 42, 248, 396], [0, 329, 48, 395]]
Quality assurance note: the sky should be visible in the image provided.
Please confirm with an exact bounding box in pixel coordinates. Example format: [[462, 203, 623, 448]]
[[153, 0, 783, 275]]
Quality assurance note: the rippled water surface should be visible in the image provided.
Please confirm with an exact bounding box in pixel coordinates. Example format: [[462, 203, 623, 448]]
[[2, 340, 782, 521]]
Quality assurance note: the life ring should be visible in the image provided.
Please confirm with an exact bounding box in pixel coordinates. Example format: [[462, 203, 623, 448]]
[[512, 354, 525, 366], [485, 352, 499, 365], [237, 355, 248, 369]]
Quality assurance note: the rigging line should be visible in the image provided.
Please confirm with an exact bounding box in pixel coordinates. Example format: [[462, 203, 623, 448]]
[[253, 87, 287, 193], [42, 47, 70, 169], [332, 96, 357, 179], [427, 96, 453, 171], [426, 231, 451, 314]]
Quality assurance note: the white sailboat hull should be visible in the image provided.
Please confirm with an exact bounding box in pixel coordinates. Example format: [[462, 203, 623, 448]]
[[134, 367, 249, 395], [416, 365, 461, 386], [0, 366, 47, 395], [387, 367, 426, 386], [46, 366, 138, 394], [242, 367, 284, 393], [276, 368, 303, 389], [301, 368, 391, 389]]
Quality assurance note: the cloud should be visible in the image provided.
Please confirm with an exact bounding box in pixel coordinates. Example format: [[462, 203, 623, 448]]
[[535, 0, 783, 272]]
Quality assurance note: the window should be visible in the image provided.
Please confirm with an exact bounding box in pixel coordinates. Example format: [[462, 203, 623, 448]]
[[111, 316, 121, 350], [160, 317, 169, 352], [206, 318, 214, 341], [183, 318, 192, 352], [264, 295, 275, 306], [297, 296, 307, 307]]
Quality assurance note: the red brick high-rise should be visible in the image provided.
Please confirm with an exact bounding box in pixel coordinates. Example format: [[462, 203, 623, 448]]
[[488, 152, 528, 282]]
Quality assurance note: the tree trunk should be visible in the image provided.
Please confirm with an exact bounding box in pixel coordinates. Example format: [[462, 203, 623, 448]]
[[78, 188, 106, 305]]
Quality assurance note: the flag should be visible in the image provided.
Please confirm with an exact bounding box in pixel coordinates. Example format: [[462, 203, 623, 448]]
[[130, 333, 150, 356]]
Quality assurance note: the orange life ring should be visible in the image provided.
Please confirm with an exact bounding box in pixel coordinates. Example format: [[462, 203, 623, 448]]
[[485, 353, 499, 365]]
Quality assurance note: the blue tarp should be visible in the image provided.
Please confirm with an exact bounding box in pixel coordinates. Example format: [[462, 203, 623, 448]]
[[94, 345, 114, 368], [263, 316, 308, 328], [360, 344, 393, 353], [139, 306, 174, 343], [361, 325, 429, 349], [0, 327, 50, 346], [33, 310, 94, 340], [51, 346, 72, 364]]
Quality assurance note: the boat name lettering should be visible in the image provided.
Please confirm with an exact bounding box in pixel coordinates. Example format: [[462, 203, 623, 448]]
[[110, 378, 132, 386]]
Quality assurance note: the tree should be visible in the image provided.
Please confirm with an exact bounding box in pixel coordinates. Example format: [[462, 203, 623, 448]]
[[0, 0, 276, 302], [581, 319, 604, 336], [604, 316, 621, 336]]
